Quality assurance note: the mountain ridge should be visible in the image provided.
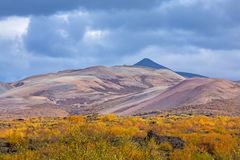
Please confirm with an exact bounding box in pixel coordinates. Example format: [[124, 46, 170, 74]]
[[134, 58, 207, 78], [134, 58, 170, 70]]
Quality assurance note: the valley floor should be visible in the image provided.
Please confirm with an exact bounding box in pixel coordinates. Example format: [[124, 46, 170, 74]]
[[0, 114, 240, 160]]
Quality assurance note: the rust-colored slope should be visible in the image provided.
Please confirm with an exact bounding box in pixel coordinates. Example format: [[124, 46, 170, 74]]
[[0, 66, 184, 119], [117, 78, 240, 115]]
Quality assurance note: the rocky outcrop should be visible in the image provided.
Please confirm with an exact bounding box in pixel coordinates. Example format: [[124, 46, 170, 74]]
[[145, 130, 186, 149]]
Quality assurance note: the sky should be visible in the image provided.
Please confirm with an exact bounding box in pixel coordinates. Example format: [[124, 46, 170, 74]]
[[0, 0, 240, 82]]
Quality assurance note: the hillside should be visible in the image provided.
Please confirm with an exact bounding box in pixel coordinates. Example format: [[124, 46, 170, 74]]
[[0, 66, 184, 119], [0, 60, 239, 119], [123, 78, 240, 116]]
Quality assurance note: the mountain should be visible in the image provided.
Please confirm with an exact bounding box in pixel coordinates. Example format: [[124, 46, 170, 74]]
[[134, 58, 170, 70], [134, 58, 206, 78], [0, 61, 239, 119], [0, 66, 184, 119]]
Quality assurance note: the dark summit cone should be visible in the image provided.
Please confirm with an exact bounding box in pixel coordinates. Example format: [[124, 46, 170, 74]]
[[134, 58, 170, 70]]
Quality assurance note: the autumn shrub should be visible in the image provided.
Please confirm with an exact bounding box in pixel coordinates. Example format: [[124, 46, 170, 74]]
[[0, 115, 240, 160]]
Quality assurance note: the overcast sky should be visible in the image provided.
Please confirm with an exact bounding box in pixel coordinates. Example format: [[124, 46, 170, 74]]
[[0, 0, 239, 81]]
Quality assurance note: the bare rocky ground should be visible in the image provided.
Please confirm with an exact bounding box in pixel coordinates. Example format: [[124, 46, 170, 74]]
[[0, 65, 239, 119]]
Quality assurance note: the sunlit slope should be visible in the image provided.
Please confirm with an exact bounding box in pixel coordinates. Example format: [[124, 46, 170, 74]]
[[0, 66, 184, 119]]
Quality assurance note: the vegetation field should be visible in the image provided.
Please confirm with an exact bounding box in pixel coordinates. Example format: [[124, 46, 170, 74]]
[[0, 115, 240, 160]]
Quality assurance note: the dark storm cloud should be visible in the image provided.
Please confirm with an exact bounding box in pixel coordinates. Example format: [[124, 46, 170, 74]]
[[24, 15, 89, 57], [0, 0, 240, 81], [0, 0, 164, 17], [23, 0, 240, 59]]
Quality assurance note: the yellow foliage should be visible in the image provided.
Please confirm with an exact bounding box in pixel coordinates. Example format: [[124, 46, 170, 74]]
[[0, 115, 240, 160], [99, 114, 118, 122], [68, 115, 85, 123]]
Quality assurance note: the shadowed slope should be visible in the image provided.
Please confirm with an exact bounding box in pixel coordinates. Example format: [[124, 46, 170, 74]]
[[134, 58, 206, 78], [134, 58, 170, 70], [175, 72, 207, 78]]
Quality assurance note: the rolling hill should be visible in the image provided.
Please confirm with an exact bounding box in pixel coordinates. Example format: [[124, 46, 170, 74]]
[[0, 65, 184, 119], [0, 59, 239, 119]]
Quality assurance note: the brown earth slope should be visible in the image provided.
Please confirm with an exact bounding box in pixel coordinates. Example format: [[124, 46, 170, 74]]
[[0, 66, 240, 119], [0, 66, 184, 119], [118, 78, 240, 116]]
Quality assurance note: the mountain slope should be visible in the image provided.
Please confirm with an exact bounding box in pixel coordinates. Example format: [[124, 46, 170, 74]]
[[0, 62, 239, 119], [116, 78, 240, 116], [0, 66, 184, 119], [134, 58, 170, 70], [175, 71, 207, 78], [134, 58, 206, 78]]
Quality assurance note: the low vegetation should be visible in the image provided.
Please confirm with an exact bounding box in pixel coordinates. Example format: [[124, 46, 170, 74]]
[[0, 114, 240, 160]]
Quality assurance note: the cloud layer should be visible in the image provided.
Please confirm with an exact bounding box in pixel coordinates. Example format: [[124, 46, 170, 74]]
[[0, 0, 240, 81], [0, 0, 164, 17]]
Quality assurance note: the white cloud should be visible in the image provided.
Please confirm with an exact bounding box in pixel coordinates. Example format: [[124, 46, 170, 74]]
[[0, 16, 29, 39], [83, 29, 109, 46]]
